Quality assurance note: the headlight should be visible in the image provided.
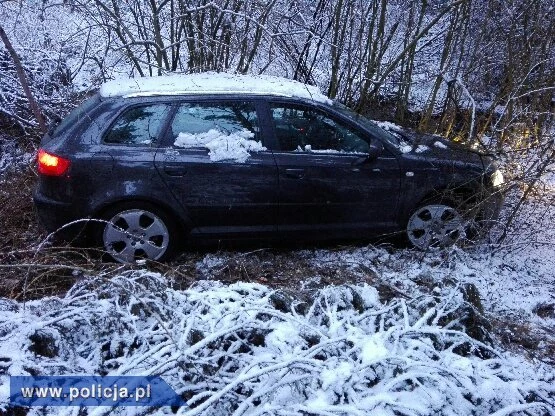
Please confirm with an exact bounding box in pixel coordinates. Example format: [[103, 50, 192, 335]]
[[491, 169, 504, 187]]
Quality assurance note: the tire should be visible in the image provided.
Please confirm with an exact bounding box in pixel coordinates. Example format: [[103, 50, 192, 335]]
[[406, 203, 466, 250], [98, 202, 177, 263]]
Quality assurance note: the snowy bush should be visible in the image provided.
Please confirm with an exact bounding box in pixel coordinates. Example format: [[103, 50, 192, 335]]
[[0, 136, 33, 176], [0, 3, 82, 133], [0, 272, 553, 415]]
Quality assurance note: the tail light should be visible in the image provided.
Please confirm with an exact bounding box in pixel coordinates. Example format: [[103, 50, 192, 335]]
[[37, 149, 71, 176]]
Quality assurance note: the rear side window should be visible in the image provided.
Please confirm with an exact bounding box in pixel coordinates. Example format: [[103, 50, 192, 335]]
[[104, 104, 170, 146], [169, 102, 264, 162], [169, 102, 259, 144]]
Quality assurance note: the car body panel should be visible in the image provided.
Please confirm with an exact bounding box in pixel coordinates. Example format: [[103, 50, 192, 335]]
[[154, 147, 279, 238], [271, 150, 401, 238]]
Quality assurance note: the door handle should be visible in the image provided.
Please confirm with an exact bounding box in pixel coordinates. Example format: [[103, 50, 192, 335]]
[[284, 168, 305, 179]]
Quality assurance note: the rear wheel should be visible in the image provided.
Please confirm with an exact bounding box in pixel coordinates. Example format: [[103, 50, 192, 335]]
[[99, 203, 177, 263], [406, 204, 465, 250]]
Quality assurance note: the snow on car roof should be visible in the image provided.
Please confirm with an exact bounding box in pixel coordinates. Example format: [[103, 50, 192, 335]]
[[99, 72, 332, 104]]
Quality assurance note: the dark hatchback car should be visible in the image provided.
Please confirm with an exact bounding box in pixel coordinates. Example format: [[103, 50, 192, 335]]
[[34, 74, 504, 263]]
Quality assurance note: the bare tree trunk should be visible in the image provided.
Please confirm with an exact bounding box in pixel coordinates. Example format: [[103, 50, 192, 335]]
[[0, 24, 47, 133]]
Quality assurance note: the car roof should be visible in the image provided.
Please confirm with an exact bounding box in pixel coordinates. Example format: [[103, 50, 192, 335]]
[[99, 72, 332, 105]]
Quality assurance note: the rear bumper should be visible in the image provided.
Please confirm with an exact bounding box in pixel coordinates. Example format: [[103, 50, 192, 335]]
[[33, 190, 91, 240]]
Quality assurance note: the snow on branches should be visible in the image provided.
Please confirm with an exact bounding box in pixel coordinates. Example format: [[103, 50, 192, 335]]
[[0, 271, 553, 415]]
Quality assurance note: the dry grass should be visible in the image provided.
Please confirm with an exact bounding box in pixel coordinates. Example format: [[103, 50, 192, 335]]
[[490, 316, 555, 366], [0, 167, 96, 299]]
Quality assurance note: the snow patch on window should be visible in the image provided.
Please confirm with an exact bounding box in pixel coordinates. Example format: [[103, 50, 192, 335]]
[[434, 141, 448, 149], [174, 129, 266, 163]]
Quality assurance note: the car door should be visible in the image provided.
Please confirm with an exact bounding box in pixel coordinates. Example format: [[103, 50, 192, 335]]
[[98, 102, 173, 206], [154, 99, 279, 238], [267, 101, 401, 239]]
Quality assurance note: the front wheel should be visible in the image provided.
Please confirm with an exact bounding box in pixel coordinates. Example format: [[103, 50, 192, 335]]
[[406, 204, 465, 250], [99, 203, 176, 263]]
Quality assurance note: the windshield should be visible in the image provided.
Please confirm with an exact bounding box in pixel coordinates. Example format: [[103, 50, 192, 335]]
[[332, 101, 409, 149]]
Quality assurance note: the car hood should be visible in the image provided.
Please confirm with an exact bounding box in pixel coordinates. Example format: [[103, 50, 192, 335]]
[[396, 129, 485, 168]]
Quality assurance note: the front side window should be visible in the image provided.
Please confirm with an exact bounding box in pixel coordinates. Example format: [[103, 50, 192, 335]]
[[270, 104, 370, 154], [104, 104, 170, 146], [170, 102, 263, 163]]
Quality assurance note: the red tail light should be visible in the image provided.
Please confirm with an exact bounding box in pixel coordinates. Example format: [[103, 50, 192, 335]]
[[37, 149, 71, 176]]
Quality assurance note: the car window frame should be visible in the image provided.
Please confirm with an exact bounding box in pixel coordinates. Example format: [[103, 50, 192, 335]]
[[265, 99, 385, 156], [100, 102, 174, 148], [157, 97, 271, 151]]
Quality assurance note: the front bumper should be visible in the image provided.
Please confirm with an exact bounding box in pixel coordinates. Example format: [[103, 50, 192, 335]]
[[480, 188, 505, 223]]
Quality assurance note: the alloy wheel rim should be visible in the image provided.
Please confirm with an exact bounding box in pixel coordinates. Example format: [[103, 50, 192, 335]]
[[407, 204, 465, 250], [103, 209, 169, 263]]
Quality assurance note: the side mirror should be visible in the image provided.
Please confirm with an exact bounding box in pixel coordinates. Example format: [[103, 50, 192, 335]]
[[367, 140, 384, 160], [353, 141, 384, 166]]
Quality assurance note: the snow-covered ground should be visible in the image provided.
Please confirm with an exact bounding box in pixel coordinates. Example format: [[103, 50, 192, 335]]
[[1, 271, 554, 415]]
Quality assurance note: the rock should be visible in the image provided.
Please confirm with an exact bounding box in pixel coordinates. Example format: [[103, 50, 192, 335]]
[[348, 287, 366, 313], [269, 290, 310, 315], [269, 291, 296, 313], [29, 329, 59, 358], [460, 283, 484, 313], [533, 303, 555, 319]]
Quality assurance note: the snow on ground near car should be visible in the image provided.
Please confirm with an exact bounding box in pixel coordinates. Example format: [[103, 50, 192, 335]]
[[300, 226, 555, 322], [99, 72, 333, 104], [194, 191, 555, 360], [174, 129, 266, 163], [0, 272, 553, 415]]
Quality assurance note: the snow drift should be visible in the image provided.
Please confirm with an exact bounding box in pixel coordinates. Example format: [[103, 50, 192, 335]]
[[0, 272, 553, 415]]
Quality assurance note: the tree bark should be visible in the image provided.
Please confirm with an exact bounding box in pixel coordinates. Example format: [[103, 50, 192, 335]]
[[0, 24, 47, 133]]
